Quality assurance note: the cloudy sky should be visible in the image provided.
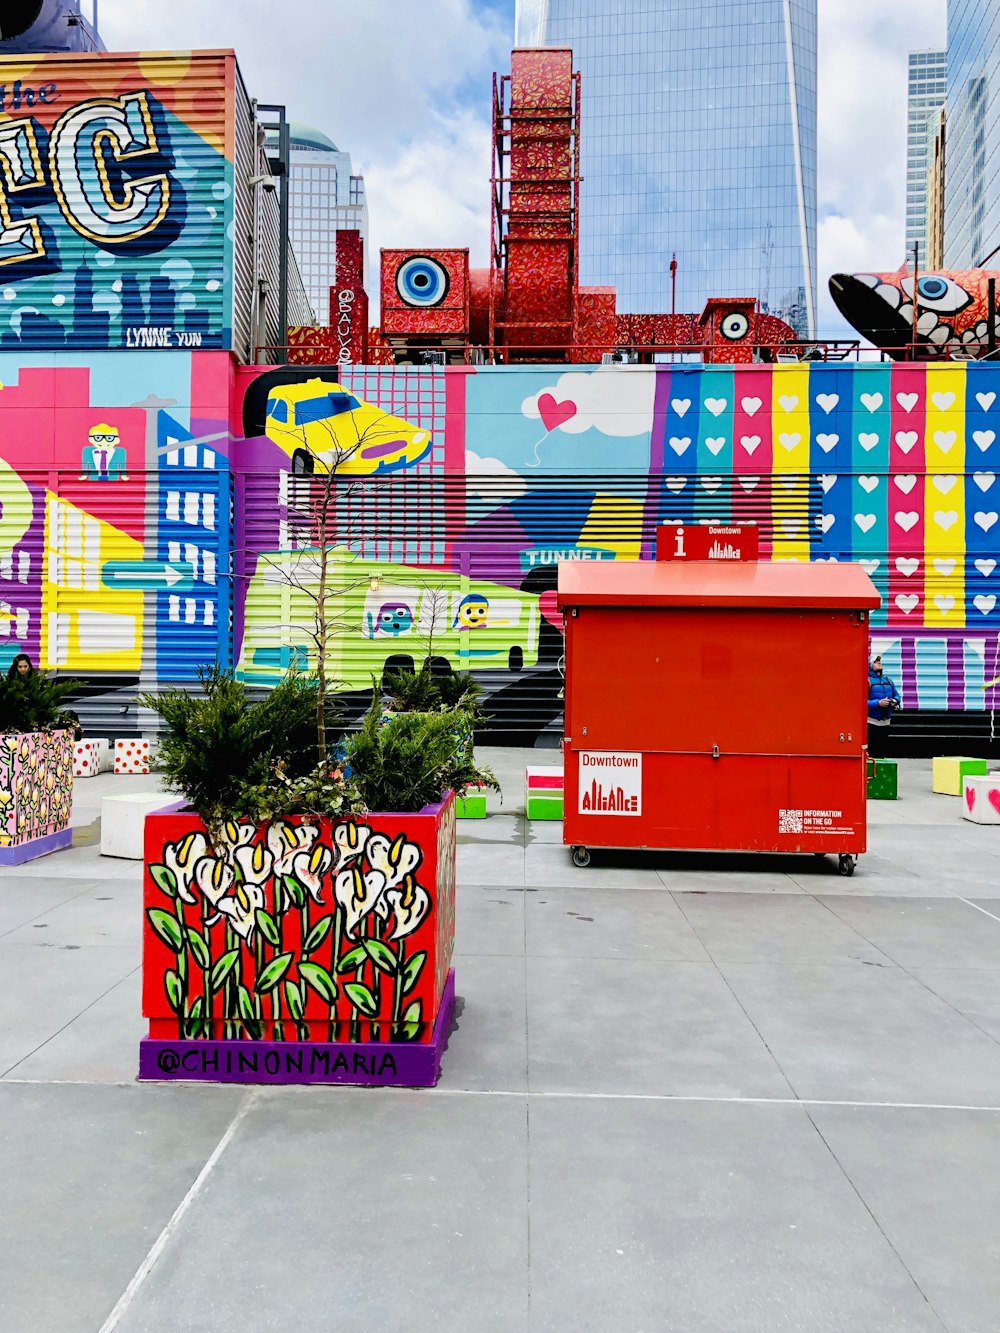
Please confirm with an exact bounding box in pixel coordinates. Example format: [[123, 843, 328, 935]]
[[99, 0, 945, 340]]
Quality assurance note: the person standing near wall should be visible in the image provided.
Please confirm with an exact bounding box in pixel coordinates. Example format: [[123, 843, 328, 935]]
[[868, 654, 901, 758]]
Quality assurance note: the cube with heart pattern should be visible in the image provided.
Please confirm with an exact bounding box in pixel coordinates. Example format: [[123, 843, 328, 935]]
[[963, 775, 1000, 825]]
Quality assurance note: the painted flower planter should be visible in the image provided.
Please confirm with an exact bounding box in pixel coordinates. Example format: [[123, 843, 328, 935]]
[[139, 794, 456, 1087], [0, 730, 74, 864]]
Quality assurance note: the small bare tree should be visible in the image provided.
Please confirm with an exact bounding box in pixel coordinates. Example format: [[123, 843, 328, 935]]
[[245, 403, 397, 761]]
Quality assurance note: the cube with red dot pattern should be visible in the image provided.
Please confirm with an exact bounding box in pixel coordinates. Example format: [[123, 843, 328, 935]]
[[73, 741, 100, 778], [114, 738, 151, 775]]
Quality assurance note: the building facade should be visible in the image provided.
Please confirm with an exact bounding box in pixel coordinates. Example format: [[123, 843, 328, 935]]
[[927, 106, 947, 269], [288, 125, 369, 327], [906, 49, 947, 263], [513, 0, 818, 337], [944, 0, 1000, 267]]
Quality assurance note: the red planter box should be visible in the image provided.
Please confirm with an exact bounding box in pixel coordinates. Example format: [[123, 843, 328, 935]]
[[141, 796, 456, 1052]]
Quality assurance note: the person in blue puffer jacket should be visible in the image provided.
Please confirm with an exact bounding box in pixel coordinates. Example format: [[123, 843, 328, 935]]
[[868, 655, 901, 758]]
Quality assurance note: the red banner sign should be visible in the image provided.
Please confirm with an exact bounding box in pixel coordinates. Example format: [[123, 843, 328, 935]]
[[655, 523, 759, 562]]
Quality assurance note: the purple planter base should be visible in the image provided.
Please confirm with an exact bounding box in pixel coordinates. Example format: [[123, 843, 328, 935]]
[[0, 826, 72, 866], [138, 970, 456, 1088]]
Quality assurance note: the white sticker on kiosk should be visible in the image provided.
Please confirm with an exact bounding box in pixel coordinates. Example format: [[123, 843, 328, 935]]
[[578, 751, 642, 815]]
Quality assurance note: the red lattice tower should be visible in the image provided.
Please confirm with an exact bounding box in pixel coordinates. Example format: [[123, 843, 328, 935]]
[[490, 48, 581, 363]]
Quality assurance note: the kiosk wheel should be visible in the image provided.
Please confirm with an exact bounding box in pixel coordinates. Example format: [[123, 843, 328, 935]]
[[838, 854, 856, 878], [571, 846, 591, 868]]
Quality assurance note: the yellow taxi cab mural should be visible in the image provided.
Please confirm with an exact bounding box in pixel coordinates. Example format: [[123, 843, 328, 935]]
[[239, 547, 541, 688], [263, 378, 432, 476]]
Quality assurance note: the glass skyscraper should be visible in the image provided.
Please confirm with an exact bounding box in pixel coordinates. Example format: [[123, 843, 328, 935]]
[[905, 50, 947, 263], [944, 0, 1000, 268], [514, 0, 817, 336], [287, 125, 370, 327]]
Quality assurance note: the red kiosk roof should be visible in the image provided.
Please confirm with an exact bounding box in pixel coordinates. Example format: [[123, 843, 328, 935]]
[[556, 560, 881, 610]]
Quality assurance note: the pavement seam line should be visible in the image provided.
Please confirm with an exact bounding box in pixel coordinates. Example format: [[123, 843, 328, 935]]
[[802, 1105, 951, 1332], [96, 1089, 258, 1333], [667, 889, 800, 1099], [0, 964, 142, 1080]]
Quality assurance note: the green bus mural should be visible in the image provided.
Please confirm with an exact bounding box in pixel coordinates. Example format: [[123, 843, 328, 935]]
[[238, 546, 541, 689]]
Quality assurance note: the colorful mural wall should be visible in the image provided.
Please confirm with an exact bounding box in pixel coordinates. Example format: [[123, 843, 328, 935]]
[[0, 354, 999, 743], [0, 51, 243, 352]]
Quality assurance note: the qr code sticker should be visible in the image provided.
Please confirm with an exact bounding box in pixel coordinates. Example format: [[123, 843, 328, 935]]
[[779, 808, 803, 834]]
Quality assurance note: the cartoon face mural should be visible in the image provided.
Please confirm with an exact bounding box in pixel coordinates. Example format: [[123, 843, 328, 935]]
[[80, 422, 127, 481], [366, 602, 414, 638], [453, 593, 489, 630], [259, 376, 432, 476], [830, 269, 1000, 360]]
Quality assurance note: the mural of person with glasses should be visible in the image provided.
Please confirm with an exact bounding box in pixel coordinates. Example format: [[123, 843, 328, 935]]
[[80, 423, 128, 481]]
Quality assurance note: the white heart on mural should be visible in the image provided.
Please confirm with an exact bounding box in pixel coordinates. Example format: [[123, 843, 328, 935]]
[[932, 474, 958, 493], [815, 393, 839, 413], [895, 511, 919, 531], [815, 556, 839, 563], [779, 474, 800, 490], [704, 398, 727, 416], [975, 511, 999, 531], [934, 430, 956, 451], [860, 558, 880, 575], [975, 559, 997, 577], [858, 433, 880, 451], [974, 472, 996, 491], [740, 435, 760, 454], [816, 433, 838, 452], [860, 392, 883, 413], [974, 430, 996, 450], [665, 476, 687, 493], [671, 399, 690, 417], [818, 513, 835, 533], [781, 519, 800, 536], [779, 395, 798, 412], [934, 595, 956, 613], [896, 392, 919, 412], [854, 513, 876, 533], [895, 593, 919, 614], [896, 557, 919, 576], [933, 558, 956, 576], [820, 474, 837, 493], [702, 476, 722, 493], [738, 475, 760, 491], [934, 510, 958, 530], [669, 436, 691, 455], [779, 433, 800, 451], [859, 476, 879, 493], [977, 392, 996, 411], [895, 475, 917, 494], [895, 431, 918, 452], [975, 594, 998, 614], [931, 391, 955, 411], [741, 396, 762, 416], [705, 436, 726, 455]]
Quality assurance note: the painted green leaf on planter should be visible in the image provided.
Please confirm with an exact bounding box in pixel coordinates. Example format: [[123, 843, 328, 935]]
[[184, 996, 206, 1038], [363, 939, 398, 974], [255, 952, 293, 995], [148, 908, 183, 953], [210, 949, 240, 991], [401, 999, 422, 1039], [344, 981, 378, 1017], [165, 969, 183, 1013], [299, 961, 338, 1005], [186, 927, 211, 971], [255, 909, 281, 948], [401, 951, 426, 994], [302, 916, 332, 955], [238, 984, 255, 1021], [336, 945, 367, 974], [149, 864, 178, 898], [283, 874, 306, 909], [284, 980, 305, 1020]]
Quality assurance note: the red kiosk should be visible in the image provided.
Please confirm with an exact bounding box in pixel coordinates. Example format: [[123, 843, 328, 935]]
[[557, 526, 880, 875]]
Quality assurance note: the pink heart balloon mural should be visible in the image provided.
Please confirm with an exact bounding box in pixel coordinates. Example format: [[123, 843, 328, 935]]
[[536, 392, 577, 433]]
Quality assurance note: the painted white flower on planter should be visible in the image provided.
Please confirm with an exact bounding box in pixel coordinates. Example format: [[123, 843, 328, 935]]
[[217, 879, 266, 941], [367, 832, 421, 887], [166, 831, 211, 902], [385, 875, 432, 939], [333, 820, 370, 871], [193, 855, 235, 908], [291, 842, 333, 902], [335, 864, 388, 937], [267, 818, 320, 877]]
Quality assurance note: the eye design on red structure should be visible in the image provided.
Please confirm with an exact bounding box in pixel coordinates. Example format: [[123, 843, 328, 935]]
[[720, 311, 750, 341], [396, 256, 450, 308], [901, 274, 973, 315]]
